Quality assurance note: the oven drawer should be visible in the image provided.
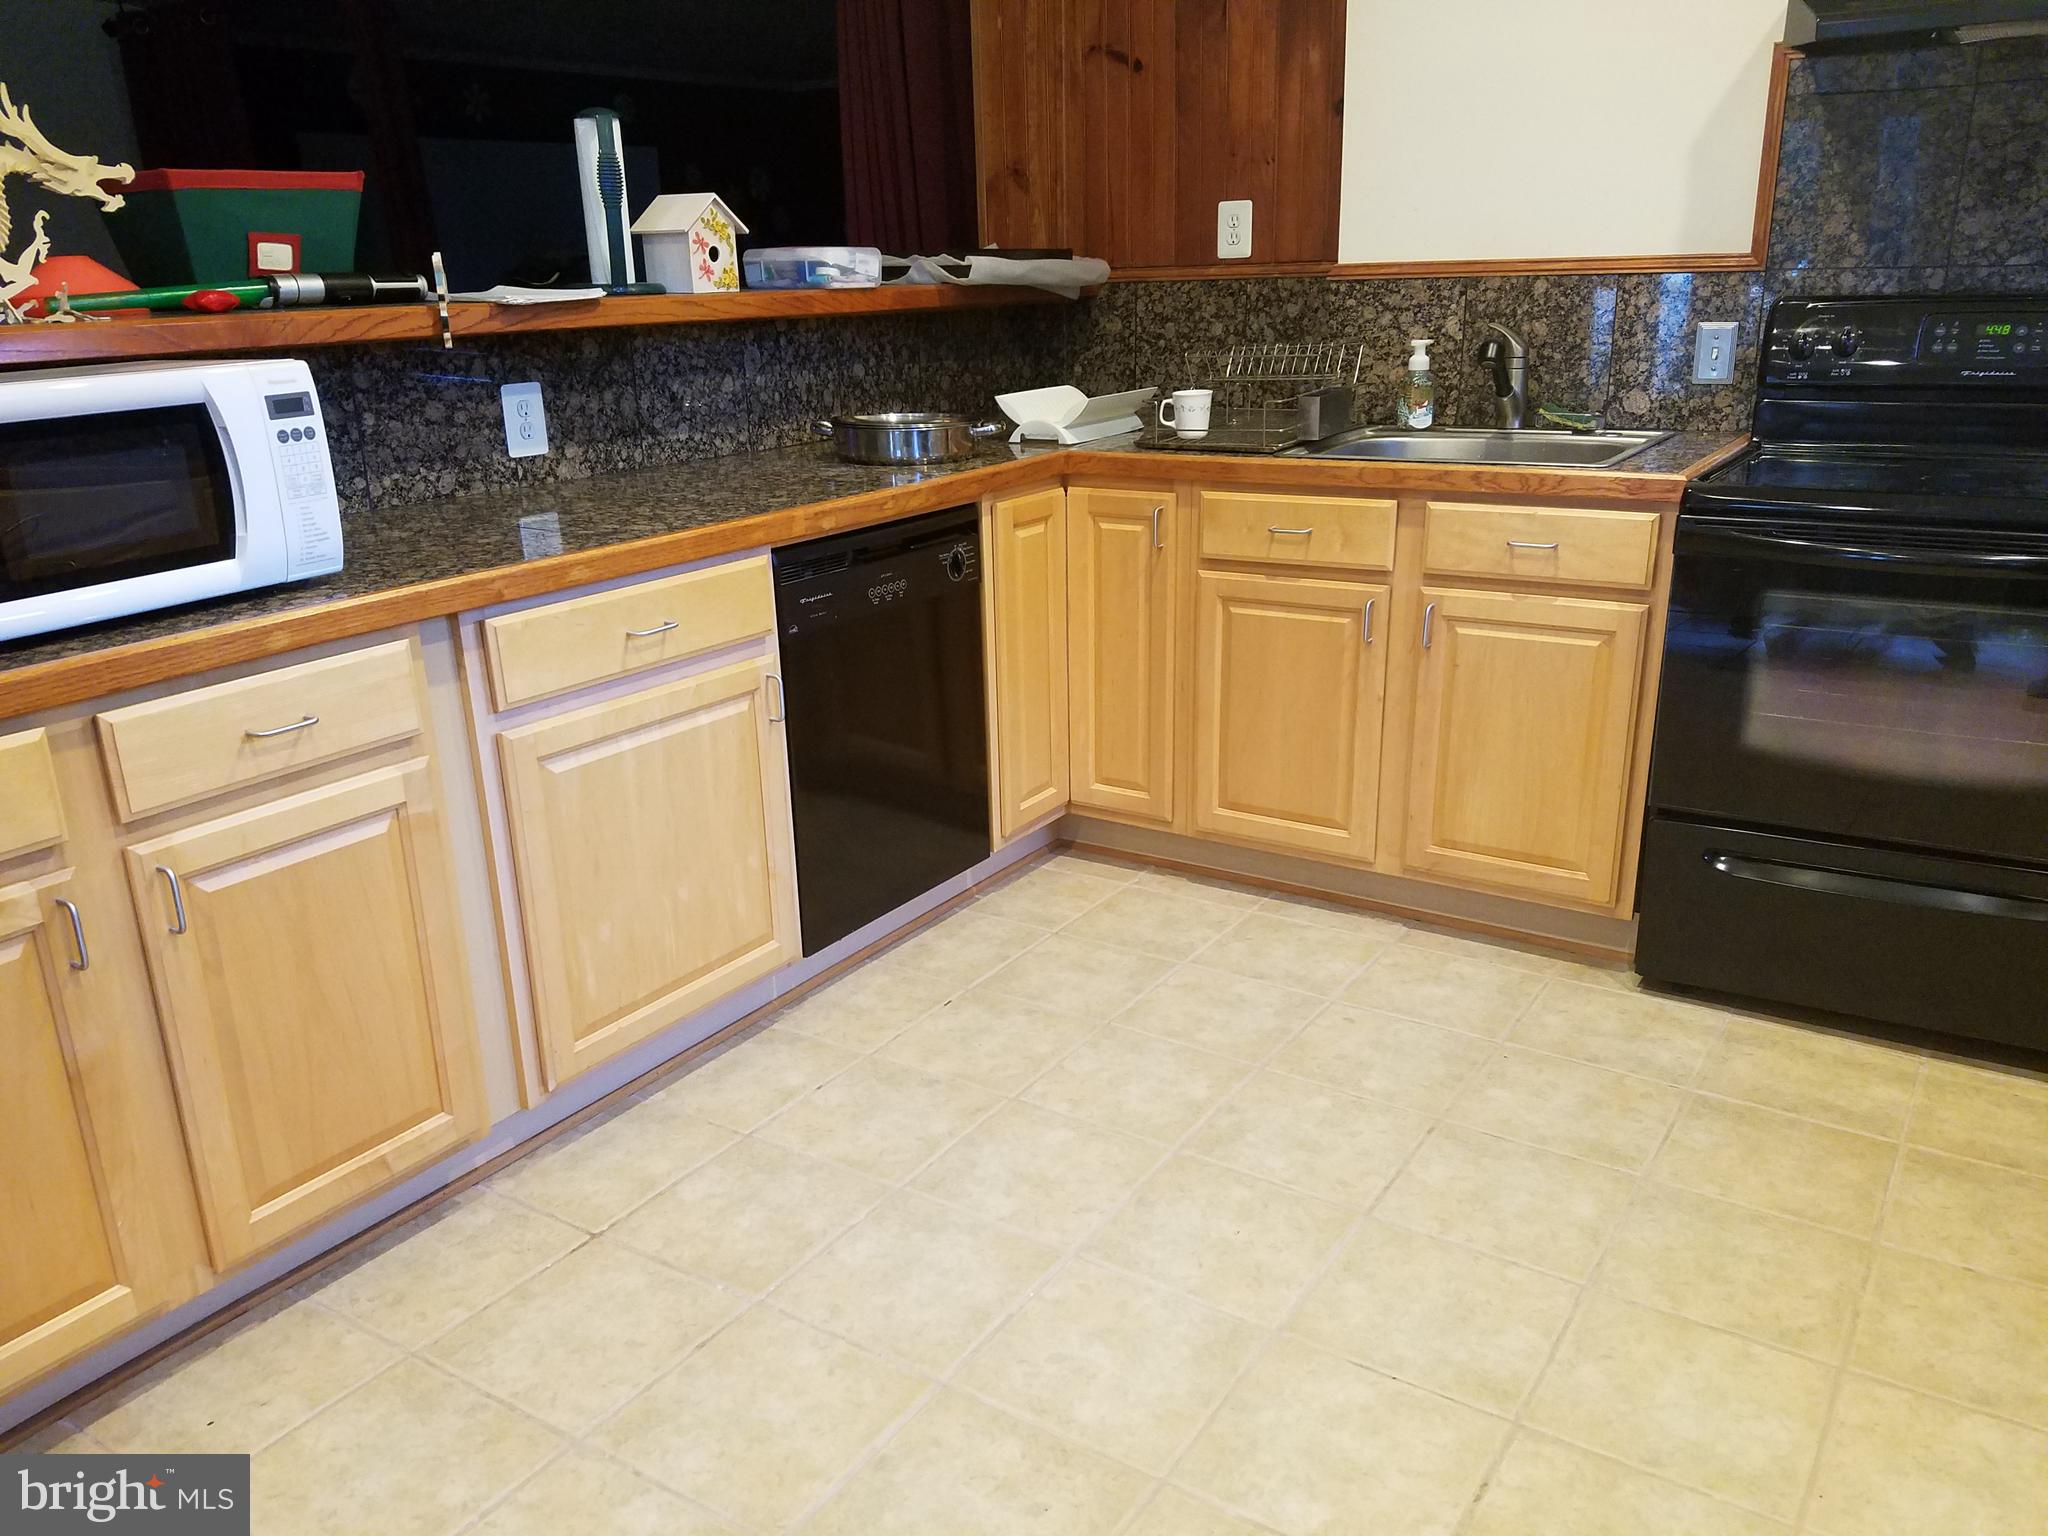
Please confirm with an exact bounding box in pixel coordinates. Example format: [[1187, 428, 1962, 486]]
[[0, 727, 64, 858], [1424, 502, 1659, 589], [1198, 491, 1396, 571], [481, 555, 775, 710], [97, 639, 424, 819], [1636, 817, 2048, 1052]]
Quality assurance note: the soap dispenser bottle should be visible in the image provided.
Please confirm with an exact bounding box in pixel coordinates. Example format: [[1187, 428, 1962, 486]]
[[1397, 338, 1436, 429]]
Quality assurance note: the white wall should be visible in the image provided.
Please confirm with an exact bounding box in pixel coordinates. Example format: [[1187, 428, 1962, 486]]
[[1338, 0, 1784, 266]]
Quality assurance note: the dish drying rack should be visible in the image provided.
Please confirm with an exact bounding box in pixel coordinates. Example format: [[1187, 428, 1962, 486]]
[[1140, 340, 1365, 454]]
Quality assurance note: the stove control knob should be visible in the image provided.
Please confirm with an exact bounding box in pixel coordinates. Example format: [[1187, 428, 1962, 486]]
[[1785, 329, 1819, 362], [1836, 326, 1863, 359]]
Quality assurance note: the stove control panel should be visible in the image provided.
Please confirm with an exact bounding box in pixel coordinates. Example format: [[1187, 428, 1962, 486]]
[[1763, 297, 2048, 385]]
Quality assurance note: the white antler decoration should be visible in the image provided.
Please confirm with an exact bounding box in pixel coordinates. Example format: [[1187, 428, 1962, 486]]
[[0, 81, 136, 323]]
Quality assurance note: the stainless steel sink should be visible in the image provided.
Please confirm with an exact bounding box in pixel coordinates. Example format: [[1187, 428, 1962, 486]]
[[1297, 427, 1670, 468]]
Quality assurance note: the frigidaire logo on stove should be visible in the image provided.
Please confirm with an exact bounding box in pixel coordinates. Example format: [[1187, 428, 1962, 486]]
[[2, 1456, 248, 1534]]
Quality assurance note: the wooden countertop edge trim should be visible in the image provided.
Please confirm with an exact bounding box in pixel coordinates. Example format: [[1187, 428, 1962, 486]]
[[0, 436, 1745, 722]]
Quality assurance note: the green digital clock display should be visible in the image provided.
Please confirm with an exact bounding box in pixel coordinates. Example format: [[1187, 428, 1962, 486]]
[[1981, 322, 2015, 336]]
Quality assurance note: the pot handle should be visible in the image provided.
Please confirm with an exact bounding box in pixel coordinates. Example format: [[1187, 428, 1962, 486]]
[[970, 421, 1006, 439], [811, 419, 836, 437]]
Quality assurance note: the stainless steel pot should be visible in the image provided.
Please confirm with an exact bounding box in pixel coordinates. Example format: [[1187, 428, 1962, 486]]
[[812, 412, 1005, 465]]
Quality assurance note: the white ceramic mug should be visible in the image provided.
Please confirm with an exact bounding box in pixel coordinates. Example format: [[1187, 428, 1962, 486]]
[[1158, 388, 1213, 439]]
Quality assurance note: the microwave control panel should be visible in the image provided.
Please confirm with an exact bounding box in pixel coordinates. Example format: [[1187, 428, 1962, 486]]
[[262, 386, 343, 576]]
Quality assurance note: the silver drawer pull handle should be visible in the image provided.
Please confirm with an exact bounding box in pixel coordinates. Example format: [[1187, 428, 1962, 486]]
[[1506, 539, 1561, 550], [55, 897, 89, 972], [156, 865, 189, 935], [244, 714, 319, 739], [1421, 600, 1438, 649], [1151, 504, 1164, 550], [626, 620, 680, 638], [767, 672, 787, 723], [1267, 525, 1314, 536], [1363, 596, 1376, 645]]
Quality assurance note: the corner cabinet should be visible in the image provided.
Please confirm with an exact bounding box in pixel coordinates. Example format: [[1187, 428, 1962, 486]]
[[125, 760, 486, 1270], [497, 656, 799, 1087], [1191, 568, 1390, 861], [0, 870, 201, 1395], [1066, 486, 1177, 824], [987, 487, 1070, 841], [1404, 587, 1648, 906]]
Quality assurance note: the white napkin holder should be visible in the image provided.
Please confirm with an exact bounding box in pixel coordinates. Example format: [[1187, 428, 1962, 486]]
[[996, 385, 1157, 445]]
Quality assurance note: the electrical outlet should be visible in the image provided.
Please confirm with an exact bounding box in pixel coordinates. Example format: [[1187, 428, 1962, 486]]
[[501, 381, 549, 458], [1693, 321, 1739, 384], [1217, 199, 1252, 261]]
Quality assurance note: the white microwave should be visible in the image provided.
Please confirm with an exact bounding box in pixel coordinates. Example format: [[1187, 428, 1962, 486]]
[[0, 357, 343, 643]]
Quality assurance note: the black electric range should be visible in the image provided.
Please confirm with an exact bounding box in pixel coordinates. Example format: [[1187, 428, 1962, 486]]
[[1636, 296, 2048, 1052]]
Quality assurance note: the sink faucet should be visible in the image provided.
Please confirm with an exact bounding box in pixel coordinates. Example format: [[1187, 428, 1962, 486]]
[[1474, 322, 1528, 429]]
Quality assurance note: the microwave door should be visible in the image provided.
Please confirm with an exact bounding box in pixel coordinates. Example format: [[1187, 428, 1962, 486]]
[[0, 404, 237, 601]]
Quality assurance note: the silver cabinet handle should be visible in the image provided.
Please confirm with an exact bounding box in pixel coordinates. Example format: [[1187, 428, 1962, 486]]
[[625, 620, 679, 638], [1421, 601, 1438, 649], [156, 865, 188, 935], [1506, 540, 1561, 550], [244, 714, 319, 739], [1151, 504, 1164, 550], [55, 898, 88, 972], [767, 673, 786, 723], [1267, 525, 1314, 536], [1362, 597, 1376, 645]]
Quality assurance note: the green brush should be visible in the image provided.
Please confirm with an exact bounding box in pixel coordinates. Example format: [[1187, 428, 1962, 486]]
[[1538, 406, 1601, 434]]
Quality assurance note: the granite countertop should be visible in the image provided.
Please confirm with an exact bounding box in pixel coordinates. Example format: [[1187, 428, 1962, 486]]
[[0, 430, 1742, 708]]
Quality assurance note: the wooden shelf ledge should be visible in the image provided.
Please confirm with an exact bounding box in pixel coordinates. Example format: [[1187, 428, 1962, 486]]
[[0, 282, 1083, 368]]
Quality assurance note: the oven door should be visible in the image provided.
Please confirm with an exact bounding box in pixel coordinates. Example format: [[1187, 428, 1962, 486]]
[[1650, 514, 2048, 867]]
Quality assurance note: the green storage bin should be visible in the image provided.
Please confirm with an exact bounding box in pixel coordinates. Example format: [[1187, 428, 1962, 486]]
[[107, 169, 364, 285]]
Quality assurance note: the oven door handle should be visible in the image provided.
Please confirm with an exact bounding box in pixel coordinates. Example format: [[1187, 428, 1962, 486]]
[[1705, 852, 2048, 923], [1686, 525, 2048, 572]]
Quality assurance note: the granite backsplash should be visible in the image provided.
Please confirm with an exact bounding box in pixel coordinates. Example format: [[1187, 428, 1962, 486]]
[[313, 40, 2047, 517]]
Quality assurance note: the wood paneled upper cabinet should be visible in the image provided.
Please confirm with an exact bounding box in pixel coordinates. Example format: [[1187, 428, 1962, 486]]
[[1406, 588, 1649, 906], [1067, 487, 1176, 823], [125, 762, 485, 1270], [497, 657, 799, 1089], [988, 487, 1070, 841], [0, 871, 201, 1396], [1191, 569, 1389, 861]]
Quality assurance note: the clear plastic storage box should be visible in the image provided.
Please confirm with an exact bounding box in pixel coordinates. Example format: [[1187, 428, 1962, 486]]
[[741, 246, 883, 289]]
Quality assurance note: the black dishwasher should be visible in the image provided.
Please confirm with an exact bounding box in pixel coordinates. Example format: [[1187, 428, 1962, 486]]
[[773, 505, 990, 954]]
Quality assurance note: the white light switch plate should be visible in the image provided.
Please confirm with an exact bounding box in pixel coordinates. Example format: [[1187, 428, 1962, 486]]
[[1217, 199, 1252, 260], [501, 381, 549, 457], [1693, 322, 1738, 384]]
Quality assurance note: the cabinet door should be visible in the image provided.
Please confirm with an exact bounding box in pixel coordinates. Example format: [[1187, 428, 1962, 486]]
[[1067, 487, 1176, 822], [989, 487, 1070, 840], [499, 657, 799, 1089], [1191, 570, 1389, 861], [1406, 587, 1648, 905], [0, 873, 186, 1393], [127, 763, 486, 1269]]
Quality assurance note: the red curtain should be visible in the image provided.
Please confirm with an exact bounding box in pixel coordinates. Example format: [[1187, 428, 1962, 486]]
[[838, 0, 978, 254]]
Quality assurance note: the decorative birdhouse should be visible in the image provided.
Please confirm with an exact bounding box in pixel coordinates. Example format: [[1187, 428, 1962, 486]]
[[629, 193, 746, 294]]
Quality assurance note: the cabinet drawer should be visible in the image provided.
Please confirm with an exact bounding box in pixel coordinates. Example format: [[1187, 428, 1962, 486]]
[[482, 555, 774, 709], [1423, 502, 1659, 590], [1198, 491, 1397, 571], [97, 639, 423, 820], [0, 728, 64, 859]]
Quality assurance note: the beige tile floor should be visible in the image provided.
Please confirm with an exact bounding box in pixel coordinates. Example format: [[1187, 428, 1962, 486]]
[[24, 850, 2048, 1535]]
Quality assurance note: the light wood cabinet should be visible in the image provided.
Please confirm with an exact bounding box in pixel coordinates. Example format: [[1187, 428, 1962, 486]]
[[497, 657, 799, 1089], [125, 762, 485, 1270], [1405, 587, 1648, 905], [1067, 487, 1177, 823], [1191, 569, 1390, 861], [988, 487, 1070, 840], [0, 870, 202, 1395]]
